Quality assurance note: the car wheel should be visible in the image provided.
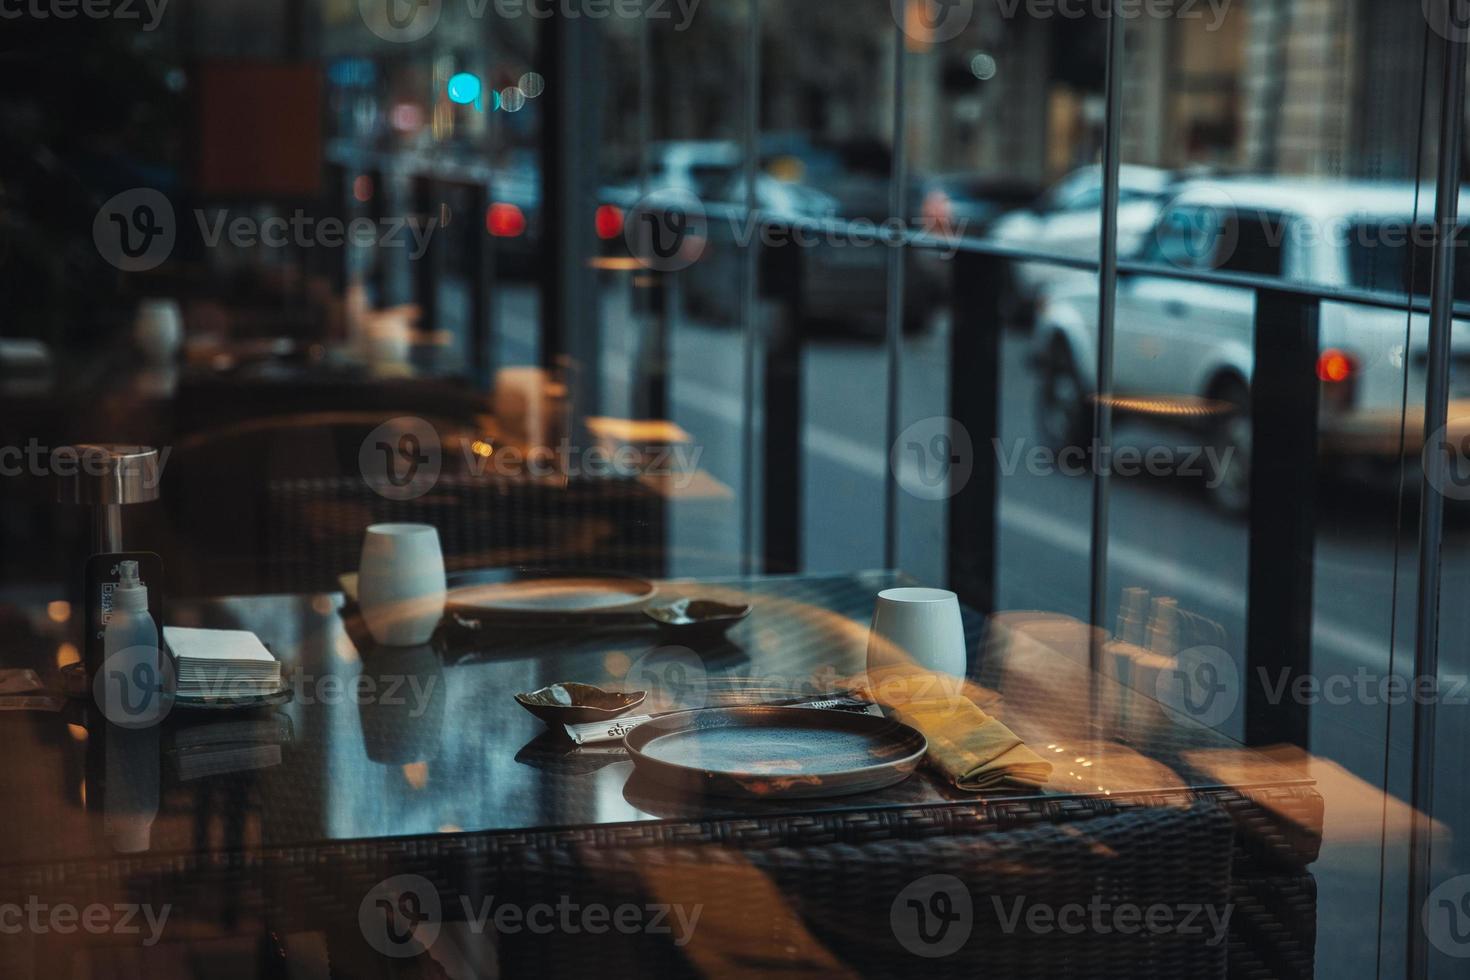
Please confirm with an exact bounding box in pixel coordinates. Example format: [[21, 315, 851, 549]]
[[1036, 340, 1092, 450], [1206, 382, 1252, 517]]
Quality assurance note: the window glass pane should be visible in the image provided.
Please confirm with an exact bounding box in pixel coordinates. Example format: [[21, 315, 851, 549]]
[[758, 0, 898, 573], [1112, 3, 1442, 976], [7, 3, 1470, 976], [641, 2, 752, 576], [899, 3, 1108, 612]]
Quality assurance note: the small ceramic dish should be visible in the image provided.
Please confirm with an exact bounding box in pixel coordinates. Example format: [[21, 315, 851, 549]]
[[514, 683, 647, 725], [643, 598, 753, 642]]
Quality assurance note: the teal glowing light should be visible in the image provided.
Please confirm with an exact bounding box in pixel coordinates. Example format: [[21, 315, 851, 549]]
[[447, 72, 483, 107]]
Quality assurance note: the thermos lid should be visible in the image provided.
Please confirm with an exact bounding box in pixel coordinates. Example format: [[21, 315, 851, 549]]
[[54, 445, 162, 506]]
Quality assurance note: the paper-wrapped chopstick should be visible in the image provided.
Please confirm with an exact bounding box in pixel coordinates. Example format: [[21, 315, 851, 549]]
[[562, 692, 875, 745]]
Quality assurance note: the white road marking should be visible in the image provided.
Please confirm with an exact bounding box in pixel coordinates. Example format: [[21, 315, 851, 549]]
[[1000, 498, 1392, 669], [637, 349, 1396, 672], [666, 374, 891, 475]]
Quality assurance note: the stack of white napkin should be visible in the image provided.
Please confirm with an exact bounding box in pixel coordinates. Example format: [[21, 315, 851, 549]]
[[164, 626, 281, 699]]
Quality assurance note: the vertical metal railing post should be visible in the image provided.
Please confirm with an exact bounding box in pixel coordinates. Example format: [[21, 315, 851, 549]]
[[540, 11, 603, 436], [739, 0, 762, 575], [467, 179, 493, 391], [1245, 289, 1319, 749], [324, 162, 348, 295], [1088, 1, 1126, 686], [366, 167, 390, 303], [1408, 19, 1469, 980], [411, 175, 440, 338], [882, 15, 910, 572], [761, 233, 804, 575], [945, 250, 1005, 616]]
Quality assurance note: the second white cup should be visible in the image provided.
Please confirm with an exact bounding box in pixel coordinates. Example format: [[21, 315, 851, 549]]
[[358, 523, 447, 646]]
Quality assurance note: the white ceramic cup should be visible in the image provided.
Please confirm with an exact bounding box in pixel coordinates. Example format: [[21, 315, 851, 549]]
[[866, 587, 968, 693], [364, 309, 415, 370], [358, 524, 447, 646]]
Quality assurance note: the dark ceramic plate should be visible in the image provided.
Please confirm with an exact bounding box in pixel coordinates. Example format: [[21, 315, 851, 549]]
[[515, 682, 647, 725], [624, 706, 927, 799], [643, 598, 752, 642], [449, 574, 656, 617]]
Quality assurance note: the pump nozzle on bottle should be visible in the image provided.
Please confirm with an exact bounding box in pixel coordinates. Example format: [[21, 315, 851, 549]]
[[114, 560, 149, 612]]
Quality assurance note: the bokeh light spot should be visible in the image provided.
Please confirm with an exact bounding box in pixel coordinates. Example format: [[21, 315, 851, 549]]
[[447, 72, 483, 106]]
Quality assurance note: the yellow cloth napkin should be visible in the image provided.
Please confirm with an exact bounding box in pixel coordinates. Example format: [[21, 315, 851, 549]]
[[888, 694, 1053, 791]]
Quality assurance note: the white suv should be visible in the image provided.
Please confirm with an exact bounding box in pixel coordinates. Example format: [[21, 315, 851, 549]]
[[988, 164, 1177, 323], [1031, 177, 1470, 513]]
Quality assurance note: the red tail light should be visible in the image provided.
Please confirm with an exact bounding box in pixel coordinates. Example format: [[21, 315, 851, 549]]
[[595, 204, 624, 240], [486, 202, 526, 238], [921, 189, 954, 236], [1316, 349, 1356, 383]]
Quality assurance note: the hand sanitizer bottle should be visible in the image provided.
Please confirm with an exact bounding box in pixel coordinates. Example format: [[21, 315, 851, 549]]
[[101, 560, 163, 728]]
